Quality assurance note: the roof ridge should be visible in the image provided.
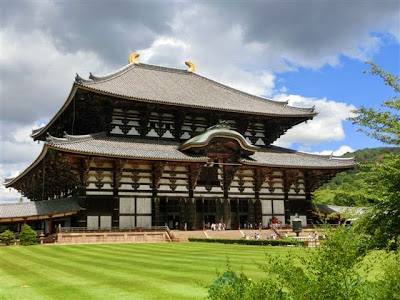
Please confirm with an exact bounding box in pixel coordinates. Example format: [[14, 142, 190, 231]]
[[270, 145, 356, 164], [78, 62, 314, 114], [46, 132, 106, 145], [77, 63, 188, 85], [75, 64, 135, 84], [191, 73, 314, 113]]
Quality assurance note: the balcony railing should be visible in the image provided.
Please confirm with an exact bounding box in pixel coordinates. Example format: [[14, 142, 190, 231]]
[[58, 226, 169, 234]]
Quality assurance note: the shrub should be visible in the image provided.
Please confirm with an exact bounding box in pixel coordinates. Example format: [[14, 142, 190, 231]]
[[207, 226, 374, 300], [188, 238, 306, 247], [19, 224, 37, 246], [0, 230, 16, 245]]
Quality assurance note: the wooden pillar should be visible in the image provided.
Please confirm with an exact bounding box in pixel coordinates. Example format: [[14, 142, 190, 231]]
[[153, 197, 160, 226], [49, 216, 53, 235], [248, 199, 255, 225], [236, 198, 240, 229], [223, 199, 231, 229], [187, 198, 196, 230], [283, 170, 290, 225], [304, 171, 313, 225], [179, 198, 186, 230]]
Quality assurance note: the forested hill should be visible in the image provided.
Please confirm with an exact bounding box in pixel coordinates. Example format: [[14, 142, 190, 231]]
[[313, 147, 400, 207], [341, 147, 400, 164]]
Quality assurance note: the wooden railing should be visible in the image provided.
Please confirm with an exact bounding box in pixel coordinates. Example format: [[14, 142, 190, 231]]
[[58, 226, 168, 234]]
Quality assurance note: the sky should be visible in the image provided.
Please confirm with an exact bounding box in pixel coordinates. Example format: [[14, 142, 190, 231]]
[[0, 0, 399, 203]]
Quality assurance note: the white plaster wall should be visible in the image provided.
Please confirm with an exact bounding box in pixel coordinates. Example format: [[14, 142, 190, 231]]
[[120, 198, 135, 214], [136, 198, 151, 214], [261, 200, 272, 214], [119, 216, 135, 228], [136, 216, 152, 227], [273, 200, 285, 214], [100, 216, 112, 229]]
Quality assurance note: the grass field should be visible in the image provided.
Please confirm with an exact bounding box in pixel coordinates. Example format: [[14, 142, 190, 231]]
[[0, 243, 383, 300]]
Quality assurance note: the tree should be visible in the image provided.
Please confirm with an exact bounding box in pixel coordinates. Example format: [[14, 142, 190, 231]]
[[351, 61, 400, 144], [19, 224, 38, 246], [355, 155, 400, 249], [207, 226, 372, 300], [0, 230, 16, 246], [349, 61, 399, 146], [348, 62, 400, 249]]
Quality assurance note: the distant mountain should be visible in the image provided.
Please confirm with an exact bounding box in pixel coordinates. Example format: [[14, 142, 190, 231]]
[[313, 147, 399, 207], [341, 147, 400, 164]]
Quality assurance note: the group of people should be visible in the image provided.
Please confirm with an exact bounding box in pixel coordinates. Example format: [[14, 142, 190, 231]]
[[242, 232, 278, 240], [208, 223, 227, 231], [243, 222, 263, 230]]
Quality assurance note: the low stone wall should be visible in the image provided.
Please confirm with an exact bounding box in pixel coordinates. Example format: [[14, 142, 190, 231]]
[[57, 231, 167, 245]]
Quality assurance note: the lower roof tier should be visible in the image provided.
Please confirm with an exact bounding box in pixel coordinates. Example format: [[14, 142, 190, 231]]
[[44, 133, 356, 168], [0, 198, 81, 223], [6, 133, 356, 189]]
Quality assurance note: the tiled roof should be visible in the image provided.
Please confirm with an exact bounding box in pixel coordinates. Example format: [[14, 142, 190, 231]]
[[314, 204, 367, 215], [179, 121, 259, 155], [240, 146, 357, 169], [76, 63, 315, 117], [46, 133, 209, 162], [0, 198, 81, 219], [46, 133, 355, 169]]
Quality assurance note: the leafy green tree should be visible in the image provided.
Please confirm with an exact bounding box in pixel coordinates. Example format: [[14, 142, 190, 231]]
[[349, 61, 399, 146], [369, 250, 400, 300], [355, 154, 400, 249], [207, 226, 372, 300], [0, 230, 16, 245], [19, 224, 38, 246]]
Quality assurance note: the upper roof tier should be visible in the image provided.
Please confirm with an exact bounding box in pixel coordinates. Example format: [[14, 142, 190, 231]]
[[75, 62, 315, 117]]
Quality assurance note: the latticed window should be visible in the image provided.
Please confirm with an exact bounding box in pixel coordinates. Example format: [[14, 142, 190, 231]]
[[239, 200, 248, 213], [204, 200, 216, 213], [166, 199, 180, 213]]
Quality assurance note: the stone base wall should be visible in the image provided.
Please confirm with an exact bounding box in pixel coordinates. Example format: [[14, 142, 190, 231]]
[[57, 231, 167, 245]]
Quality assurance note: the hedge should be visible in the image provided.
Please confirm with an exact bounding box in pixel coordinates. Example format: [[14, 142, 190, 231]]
[[188, 238, 306, 247]]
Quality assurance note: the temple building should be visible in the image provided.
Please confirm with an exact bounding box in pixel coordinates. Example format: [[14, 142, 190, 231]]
[[3, 54, 356, 232]]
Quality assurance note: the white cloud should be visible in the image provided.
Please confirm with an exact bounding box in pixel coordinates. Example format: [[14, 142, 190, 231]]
[[0, 122, 44, 203], [137, 11, 277, 97], [273, 94, 357, 148], [310, 145, 356, 157], [0, 28, 110, 125]]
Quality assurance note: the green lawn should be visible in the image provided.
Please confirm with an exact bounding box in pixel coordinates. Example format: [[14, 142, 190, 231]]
[[0, 243, 383, 300]]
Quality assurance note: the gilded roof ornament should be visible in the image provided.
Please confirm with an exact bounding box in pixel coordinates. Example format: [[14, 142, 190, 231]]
[[185, 61, 196, 73], [128, 52, 140, 65]]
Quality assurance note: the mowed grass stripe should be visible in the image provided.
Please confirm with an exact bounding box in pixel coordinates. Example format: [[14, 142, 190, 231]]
[[0, 243, 304, 300], [2, 246, 190, 300], [27, 245, 208, 299], [0, 249, 95, 300], [46, 242, 268, 274]]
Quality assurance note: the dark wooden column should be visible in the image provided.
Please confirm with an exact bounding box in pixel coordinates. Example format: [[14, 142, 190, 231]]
[[304, 171, 314, 225], [48, 216, 53, 234], [216, 198, 224, 224], [153, 197, 160, 226], [179, 198, 187, 230], [283, 170, 290, 224], [112, 160, 125, 228], [187, 198, 196, 230], [248, 199, 255, 225], [223, 199, 231, 229]]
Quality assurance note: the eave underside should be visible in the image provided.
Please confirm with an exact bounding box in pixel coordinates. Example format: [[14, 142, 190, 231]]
[[6, 136, 356, 201], [31, 88, 314, 142]]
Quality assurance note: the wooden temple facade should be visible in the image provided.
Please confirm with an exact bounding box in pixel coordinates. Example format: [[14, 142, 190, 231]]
[[4, 54, 356, 230]]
